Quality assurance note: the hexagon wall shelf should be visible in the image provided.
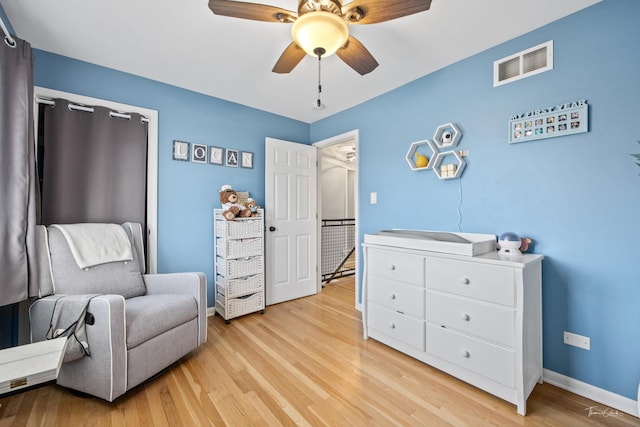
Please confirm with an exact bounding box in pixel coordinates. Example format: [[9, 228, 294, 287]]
[[406, 139, 437, 171], [433, 123, 462, 149], [432, 150, 466, 180], [407, 122, 467, 180]]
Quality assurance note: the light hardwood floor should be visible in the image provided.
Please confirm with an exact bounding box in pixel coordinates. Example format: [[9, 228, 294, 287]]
[[1, 277, 638, 426]]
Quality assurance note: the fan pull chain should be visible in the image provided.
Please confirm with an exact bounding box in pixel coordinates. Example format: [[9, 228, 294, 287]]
[[314, 47, 326, 109], [317, 55, 322, 108]]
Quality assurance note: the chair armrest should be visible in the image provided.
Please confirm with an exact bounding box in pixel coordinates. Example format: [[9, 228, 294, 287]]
[[29, 294, 128, 401], [143, 273, 207, 345]]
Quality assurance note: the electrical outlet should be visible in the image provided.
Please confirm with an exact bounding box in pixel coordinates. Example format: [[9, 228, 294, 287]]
[[564, 331, 590, 350], [370, 192, 377, 204]]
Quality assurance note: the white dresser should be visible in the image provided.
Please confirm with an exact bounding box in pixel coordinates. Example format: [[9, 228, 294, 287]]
[[362, 235, 543, 415]]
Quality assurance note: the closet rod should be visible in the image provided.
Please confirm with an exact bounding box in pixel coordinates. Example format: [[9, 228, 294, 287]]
[[0, 15, 16, 47], [36, 96, 150, 123]]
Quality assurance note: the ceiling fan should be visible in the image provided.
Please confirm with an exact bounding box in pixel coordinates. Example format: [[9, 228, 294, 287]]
[[208, 0, 433, 75]]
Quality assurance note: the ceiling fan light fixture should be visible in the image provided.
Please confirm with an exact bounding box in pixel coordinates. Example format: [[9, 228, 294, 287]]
[[291, 11, 348, 57]]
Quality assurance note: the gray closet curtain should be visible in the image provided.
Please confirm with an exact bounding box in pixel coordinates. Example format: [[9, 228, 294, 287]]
[[40, 99, 148, 228], [0, 36, 37, 306]]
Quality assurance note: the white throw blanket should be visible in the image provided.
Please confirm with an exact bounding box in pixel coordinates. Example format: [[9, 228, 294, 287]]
[[51, 223, 133, 269]]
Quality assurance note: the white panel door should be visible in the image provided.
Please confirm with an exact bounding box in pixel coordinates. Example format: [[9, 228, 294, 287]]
[[265, 138, 318, 305]]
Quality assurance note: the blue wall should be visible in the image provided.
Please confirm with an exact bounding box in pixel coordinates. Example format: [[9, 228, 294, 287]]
[[311, 0, 640, 401], [32, 51, 309, 307], [0, 4, 13, 34]]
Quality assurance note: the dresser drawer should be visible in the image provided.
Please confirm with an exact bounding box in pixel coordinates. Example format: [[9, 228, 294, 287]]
[[368, 303, 425, 351], [367, 248, 424, 287], [426, 258, 515, 307], [427, 292, 515, 347], [426, 324, 515, 388], [368, 276, 425, 318]]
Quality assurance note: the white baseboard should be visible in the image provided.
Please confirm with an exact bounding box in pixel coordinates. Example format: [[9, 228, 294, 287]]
[[206, 307, 216, 317], [543, 369, 638, 418]]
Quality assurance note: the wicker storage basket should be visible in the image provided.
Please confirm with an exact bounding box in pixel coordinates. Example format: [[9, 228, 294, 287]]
[[216, 237, 263, 258], [216, 292, 264, 320], [216, 274, 263, 298], [215, 216, 263, 239], [216, 256, 263, 279]]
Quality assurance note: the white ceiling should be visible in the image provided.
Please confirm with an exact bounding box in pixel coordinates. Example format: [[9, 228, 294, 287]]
[[2, 0, 600, 123]]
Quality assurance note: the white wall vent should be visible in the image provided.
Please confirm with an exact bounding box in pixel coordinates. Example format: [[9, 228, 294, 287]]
[[494, 40, 553, 87]]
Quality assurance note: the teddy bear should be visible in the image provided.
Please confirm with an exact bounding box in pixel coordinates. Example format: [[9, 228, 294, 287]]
[[244, 198, 261, 217], [219, 185, 251, 220]]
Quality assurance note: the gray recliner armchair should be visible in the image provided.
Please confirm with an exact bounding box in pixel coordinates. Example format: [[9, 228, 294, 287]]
[[29, 222, 207, 402]]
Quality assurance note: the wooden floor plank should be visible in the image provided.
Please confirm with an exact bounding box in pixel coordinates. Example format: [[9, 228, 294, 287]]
[[1, 277, 638, 426]]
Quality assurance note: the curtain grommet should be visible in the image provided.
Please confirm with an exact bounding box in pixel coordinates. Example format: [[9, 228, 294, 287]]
[[4, 36, 16, 48]]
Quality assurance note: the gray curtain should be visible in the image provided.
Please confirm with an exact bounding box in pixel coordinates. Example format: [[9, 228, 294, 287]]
[[0, 36, 37, 306], [40, 99, 148, 229]]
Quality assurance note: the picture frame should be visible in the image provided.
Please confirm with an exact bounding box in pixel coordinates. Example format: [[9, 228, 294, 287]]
[[209, 146, 223, 165], [172, 140, 189, 161], [509, 99, 588, 144], [241, 151, 254, 169], [191, 143, 207, 163], [225, 149, 239, 167]]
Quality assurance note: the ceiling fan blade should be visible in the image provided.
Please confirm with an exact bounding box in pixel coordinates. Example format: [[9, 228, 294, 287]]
[[208, 0, 296, 23], [343, 0, 432, 25], [272, 42, 306, 74], [336, 36, 379, 75]]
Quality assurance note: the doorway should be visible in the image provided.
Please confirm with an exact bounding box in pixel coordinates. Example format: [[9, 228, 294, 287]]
[[314, 130, 360, 310]]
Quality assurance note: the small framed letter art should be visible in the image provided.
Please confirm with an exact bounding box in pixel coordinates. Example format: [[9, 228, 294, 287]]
[[226, 149, 239, 167], [241, 151, 253, 169]]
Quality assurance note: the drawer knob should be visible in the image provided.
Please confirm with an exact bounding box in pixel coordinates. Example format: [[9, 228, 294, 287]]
[[461, 313, 470, 321], [389, 323, 396, 329], [389, 265, 396, 271], [461, 277, 470, 285], [461, 350, 471, 358], [390, 293, 396, 300]]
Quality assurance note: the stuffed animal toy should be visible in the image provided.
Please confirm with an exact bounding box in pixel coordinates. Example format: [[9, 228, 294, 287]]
[[219, 185, 251, 220], [519, 237, 533, 253], [245, 198, 261, 217]]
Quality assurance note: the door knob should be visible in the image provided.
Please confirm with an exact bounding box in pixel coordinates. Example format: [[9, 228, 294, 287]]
[[269, 226, 276, 232]]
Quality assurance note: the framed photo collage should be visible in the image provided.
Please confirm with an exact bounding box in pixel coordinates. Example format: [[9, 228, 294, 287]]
[[509, 100, 588, 144]]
